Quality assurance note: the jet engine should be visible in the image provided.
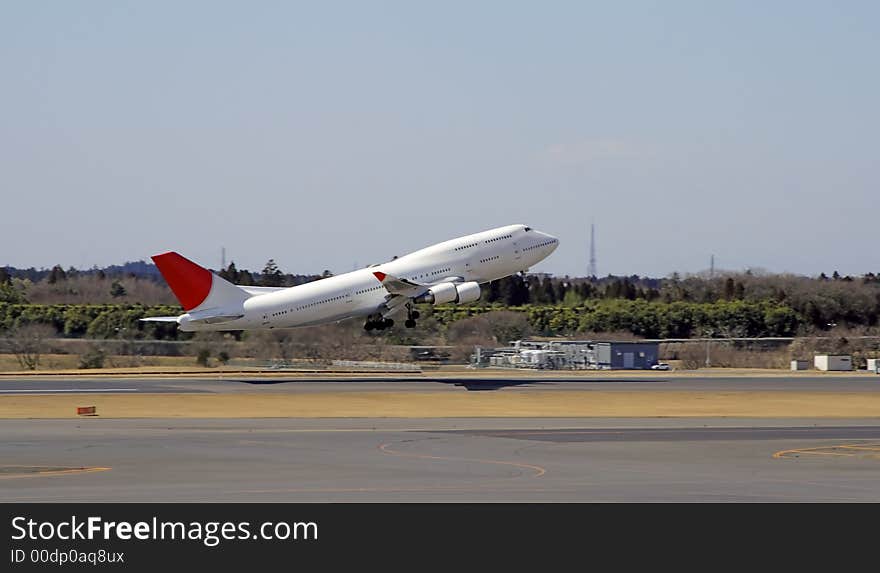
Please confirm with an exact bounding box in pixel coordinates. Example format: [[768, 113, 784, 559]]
[[415, 281, 481, 304]]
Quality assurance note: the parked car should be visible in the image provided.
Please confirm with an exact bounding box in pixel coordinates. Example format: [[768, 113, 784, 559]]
[[651, 363, 670, 371]]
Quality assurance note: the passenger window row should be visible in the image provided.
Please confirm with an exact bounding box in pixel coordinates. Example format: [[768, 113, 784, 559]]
[[485, 234, 512, 243], [296, 293, 348, 311], [479, 255, 501, 264], [524, 239, 558, 252], [355, 286, 382, 295], [411, 267, 452, 281], [454, 243, 478, 251]]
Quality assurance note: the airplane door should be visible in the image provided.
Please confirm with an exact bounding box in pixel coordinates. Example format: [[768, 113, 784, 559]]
[[465, 252, 479, 277], [513, 240, 521, 260]]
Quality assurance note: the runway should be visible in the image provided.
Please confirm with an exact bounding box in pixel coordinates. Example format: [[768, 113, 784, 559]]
[[2, 417, 880, 502], [2, 373, 880, 501], [1, 373, 878, 393]]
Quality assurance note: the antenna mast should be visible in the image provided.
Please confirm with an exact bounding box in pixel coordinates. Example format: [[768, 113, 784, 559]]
[[588, 223, 597, 278]]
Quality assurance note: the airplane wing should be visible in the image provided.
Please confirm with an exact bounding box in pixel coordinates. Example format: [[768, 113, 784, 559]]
[[371, 271, 471, 316], [140, 316, 180, 322], [372, 272, 426, 297], [373, 271, 466, 294]]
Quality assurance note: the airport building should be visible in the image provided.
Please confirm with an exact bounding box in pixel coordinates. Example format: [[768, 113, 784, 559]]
[[473, 339, 660, 370], [814, 354, 853, 371]]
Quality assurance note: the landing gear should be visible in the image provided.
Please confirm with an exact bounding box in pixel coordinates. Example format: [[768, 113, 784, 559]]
[[364, 305, 420, 332], [364, 317, 394, 331], [404, 303, 420, 328]]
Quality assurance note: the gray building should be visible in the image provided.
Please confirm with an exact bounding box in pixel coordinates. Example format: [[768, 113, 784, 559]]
[[592, 341, 658, 369], [473, 339, 660, 370]]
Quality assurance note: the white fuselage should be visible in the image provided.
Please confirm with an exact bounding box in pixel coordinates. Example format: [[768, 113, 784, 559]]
[[180, 224, 558, 331]]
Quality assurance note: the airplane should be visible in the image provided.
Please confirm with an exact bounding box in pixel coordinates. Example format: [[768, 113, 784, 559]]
[[143, 224, 559, 332]]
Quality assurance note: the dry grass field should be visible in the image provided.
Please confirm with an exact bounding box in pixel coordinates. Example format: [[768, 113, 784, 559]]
[[2, 390, 880, 419], [0, 354, 197, 372]]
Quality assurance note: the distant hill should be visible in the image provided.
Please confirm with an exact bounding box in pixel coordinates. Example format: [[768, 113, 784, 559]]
[[102, 260, 164, 279], [2, 261, 164, 283]]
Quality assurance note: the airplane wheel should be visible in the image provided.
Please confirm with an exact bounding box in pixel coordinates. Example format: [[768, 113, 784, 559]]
[[384, 318, 394, 328], [364, 322, 375, 331], [411, 311, 420, 319], [405, 319, 416, 328]]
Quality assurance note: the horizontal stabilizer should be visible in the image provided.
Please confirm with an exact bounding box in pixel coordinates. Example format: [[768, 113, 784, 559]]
[[186, 312, 245, 325], [240, 286, 288, 296]]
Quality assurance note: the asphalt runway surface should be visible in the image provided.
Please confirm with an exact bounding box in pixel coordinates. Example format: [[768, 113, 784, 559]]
[[3, 374, 880, 501], [1, 374, 879, 393], [3, 417, 880, 502]]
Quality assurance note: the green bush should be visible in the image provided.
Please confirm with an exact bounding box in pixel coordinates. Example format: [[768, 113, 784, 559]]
[[431, 299, 804, 339], [0, 303, 184, 339], [196, 348, 211, 367], [78, 345, 106, 369]]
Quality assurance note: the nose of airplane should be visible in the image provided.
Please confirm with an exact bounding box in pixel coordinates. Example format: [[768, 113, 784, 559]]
[[538, 230, 559, 250]]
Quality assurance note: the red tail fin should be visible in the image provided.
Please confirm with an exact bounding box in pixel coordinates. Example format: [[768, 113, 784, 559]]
[[152, 252, 213, 311]]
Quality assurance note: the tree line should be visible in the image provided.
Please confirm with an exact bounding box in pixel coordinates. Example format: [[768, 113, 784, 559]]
[[429, 300, 802, 339], [0, 297, 852, 342], [480, 271, 880, 332], [2, 261, 879, 337], [0, 304, 185, 341], [0, 260, 330, 305]]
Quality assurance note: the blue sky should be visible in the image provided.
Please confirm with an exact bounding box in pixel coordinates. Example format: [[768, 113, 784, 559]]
[[1, 1, 877, 277]]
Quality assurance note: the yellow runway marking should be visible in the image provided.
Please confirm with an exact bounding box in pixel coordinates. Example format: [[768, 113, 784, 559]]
[[0, 466, 110, 479], [773, 443, 880, 459], [379, 441, 546, 477]]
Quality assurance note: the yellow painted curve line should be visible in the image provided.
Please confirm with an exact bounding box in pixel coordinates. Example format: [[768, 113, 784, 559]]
[[0, 466, 111, 480], [838, 444, 880, 452], [378, 442, 546, 477], [773, 443, 880, 459], [238, 484, 558, 495]]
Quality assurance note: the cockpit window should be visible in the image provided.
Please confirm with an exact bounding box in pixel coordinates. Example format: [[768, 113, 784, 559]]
[[524, 226, 532, 231]]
